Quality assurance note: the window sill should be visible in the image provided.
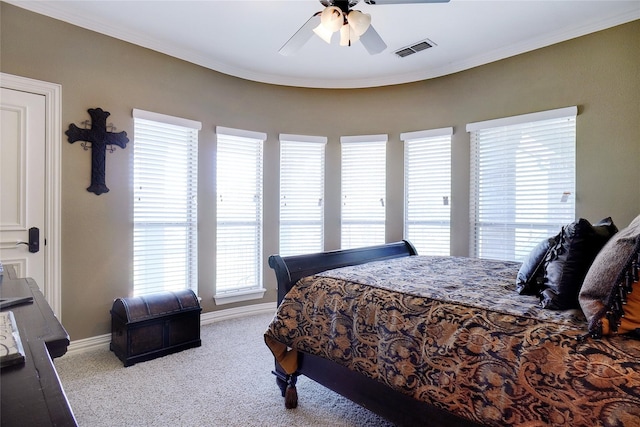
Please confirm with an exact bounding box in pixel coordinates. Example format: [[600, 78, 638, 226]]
[[214, 288, 267, 305]]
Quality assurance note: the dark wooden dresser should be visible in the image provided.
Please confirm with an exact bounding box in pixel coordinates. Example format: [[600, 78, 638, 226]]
[[0, 267, 77, 426]]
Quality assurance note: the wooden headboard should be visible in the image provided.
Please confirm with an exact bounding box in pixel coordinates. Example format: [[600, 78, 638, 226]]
[[268, 240, 418, 303]]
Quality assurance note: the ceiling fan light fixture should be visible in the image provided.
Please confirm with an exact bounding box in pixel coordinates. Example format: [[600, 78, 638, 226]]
[[322, 6, 344, 31], [347, 10, 371, 36], [313, 6, 344, 43], [318, 7, 371, 47], [282, 0, 447, 55], [339, 24, 355, 46], [313, 22, 336, 43]]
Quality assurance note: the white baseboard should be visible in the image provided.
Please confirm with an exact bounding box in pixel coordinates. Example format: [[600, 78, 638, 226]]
[[63, 302, 277, 357], [64, 332, 112, 356], [200, 301, 276, 325]]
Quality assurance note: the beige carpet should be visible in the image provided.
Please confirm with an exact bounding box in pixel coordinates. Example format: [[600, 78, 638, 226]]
[[55, 313, 394, 427]]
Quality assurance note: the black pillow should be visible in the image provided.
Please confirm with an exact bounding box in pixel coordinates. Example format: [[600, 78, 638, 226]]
[[516, 236, 556, 295], [539, 217, 618, 310]]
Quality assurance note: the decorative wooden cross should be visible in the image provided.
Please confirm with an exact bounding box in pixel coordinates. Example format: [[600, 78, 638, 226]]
[[66, 108, 129, 195]]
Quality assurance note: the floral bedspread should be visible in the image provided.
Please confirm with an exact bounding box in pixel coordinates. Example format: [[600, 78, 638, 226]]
[[265, 256, 640, 427]]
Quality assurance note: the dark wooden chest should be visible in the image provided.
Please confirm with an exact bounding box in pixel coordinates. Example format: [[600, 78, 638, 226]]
[[110, 289, 201, 366]]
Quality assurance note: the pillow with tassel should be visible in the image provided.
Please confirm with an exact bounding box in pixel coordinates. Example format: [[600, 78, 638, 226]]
[[579, 214, 640, 338]]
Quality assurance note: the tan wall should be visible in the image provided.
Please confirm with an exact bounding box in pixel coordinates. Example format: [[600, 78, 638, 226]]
[[1, 3, 638, 341]]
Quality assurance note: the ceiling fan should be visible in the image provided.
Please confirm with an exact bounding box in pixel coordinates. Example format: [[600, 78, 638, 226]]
[[279, 0, 450, 56]]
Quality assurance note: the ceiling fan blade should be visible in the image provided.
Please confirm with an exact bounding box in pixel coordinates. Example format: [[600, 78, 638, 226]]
[[279, 13, 321, 56], [364, 0, 449, 4], [359, 24, 387, 55]]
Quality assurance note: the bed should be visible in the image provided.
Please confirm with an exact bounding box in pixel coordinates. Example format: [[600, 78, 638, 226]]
[[264, 238, 640, 427]]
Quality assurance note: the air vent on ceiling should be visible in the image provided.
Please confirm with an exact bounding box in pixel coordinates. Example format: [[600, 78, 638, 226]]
[[394, 39, 436, 58]]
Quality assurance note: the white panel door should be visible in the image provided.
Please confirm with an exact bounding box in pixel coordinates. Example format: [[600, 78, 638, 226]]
[[0, 87, 46, 286]]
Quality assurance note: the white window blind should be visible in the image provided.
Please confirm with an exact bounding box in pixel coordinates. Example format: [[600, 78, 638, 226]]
[[215, 126, 266, 299], [279, 134, 327, 256], [467, 106, 577, 261], [132, 109, 200, 297], [341, 135, 387, 249], [402, 128, 453, 255]]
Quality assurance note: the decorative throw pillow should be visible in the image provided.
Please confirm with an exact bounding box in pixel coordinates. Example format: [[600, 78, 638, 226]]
[[516, 236, 557, 295], [539, 217, 618, 310], [579, 214, 640, 338]]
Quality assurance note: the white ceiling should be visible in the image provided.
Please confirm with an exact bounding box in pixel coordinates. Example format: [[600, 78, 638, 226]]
[[7, 0, 640, 88]]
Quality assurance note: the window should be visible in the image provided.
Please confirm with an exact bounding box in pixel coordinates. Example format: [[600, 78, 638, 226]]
[[467, 106, 577, 261], [279, 134, 327, 256], [132, 109, 200, 296], [402, 128, 453, 255], [215, 126, 266, 304], [341, 134, 387, 249]]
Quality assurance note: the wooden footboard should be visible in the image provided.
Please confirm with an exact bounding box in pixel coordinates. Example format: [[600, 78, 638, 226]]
[[267, 241, 482, 427]]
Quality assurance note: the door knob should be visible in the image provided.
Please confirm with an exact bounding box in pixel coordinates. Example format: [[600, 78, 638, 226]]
[[16, 227, 39, 253]]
